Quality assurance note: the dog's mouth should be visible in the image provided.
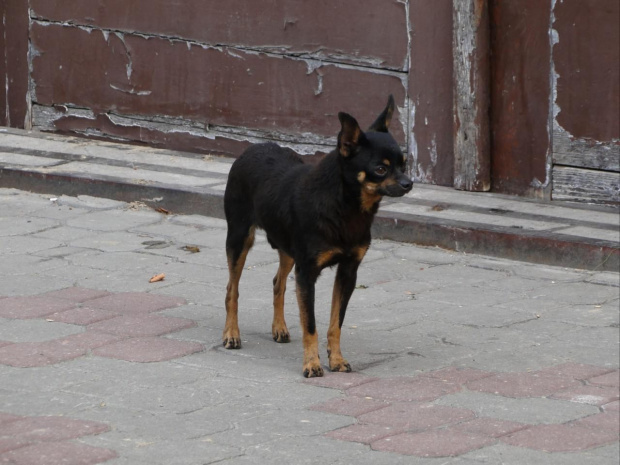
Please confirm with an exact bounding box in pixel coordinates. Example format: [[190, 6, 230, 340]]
[[379, 176, 413, 197]]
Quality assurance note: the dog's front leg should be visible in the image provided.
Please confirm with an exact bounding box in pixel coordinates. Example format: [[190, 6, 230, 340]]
[[295, 265, 323, 378], [327, 257, 360, 372]]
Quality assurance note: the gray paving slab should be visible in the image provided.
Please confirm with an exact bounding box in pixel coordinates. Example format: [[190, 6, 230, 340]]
[[0, 188, 618, 464]]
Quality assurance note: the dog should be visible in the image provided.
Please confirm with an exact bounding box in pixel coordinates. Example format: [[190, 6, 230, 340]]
[[223, 95, 413, 377]]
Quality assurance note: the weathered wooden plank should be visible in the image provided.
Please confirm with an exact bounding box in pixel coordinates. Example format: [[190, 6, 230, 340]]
[[30, 0, 408, 70], [452, 0, 490, 192], [30, 23, 407, 151], [553, 127, 620, 172], [409, 0, 454, 186], [553, 166, 620, 205]]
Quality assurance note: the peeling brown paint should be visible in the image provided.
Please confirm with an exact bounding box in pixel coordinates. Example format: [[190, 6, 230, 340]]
[[30, 0, 408, 71]]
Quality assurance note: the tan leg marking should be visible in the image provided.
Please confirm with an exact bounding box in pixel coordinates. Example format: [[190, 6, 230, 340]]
[[223, 226, 255, 349], [297, 286, 323, 378], [327, 278, 351, 372], [272, 250, 294, 343]]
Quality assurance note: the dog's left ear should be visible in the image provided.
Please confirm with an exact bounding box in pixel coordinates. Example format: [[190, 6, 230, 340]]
[[338, 112, 362, 157], [368, 95, 395, 133]]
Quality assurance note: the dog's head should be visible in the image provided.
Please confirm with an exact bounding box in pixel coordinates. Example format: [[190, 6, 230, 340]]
[[337, 95, 413, 211]]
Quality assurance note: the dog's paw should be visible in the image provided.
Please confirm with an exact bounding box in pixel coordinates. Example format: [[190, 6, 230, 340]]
[[329, 356, 352, 373], [272, 328, 290, 343], [223, 336, 241, 349], [303, 360, 324, 378]]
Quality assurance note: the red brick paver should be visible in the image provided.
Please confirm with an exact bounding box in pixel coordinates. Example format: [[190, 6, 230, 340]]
[[347, 376, 462, 402], [501, 423, 619, 452], [92, 336, 203, 362], [372, 429, 495, 457], [326, 424, 406, 444], [589, 370, 620, 388], [552, 384, 620, 406], [303, 372, 376, 390], [0, 288, 200, 367], [358, 403, 475, 430], [0, 414, 116, 464], [309, 396, 389, 417], [453, 417, 530, 438], [0, 441, 117, 465], [466, 371, 581, 397]]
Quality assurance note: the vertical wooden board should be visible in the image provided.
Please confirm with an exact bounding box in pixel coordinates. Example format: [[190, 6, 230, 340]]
[[489, 0, 551, 198], [409, 0, 454, 186], [553, 0, 619, 142], [30, 0, 409, 70], [0, 0, 30, 128], [30, 24, 406, 151], [453, 0, 491, 192]]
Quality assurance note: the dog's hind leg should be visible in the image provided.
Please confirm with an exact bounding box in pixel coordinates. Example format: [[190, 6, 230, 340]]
[[272, 250, 294, 343], [223, 224, 255, 349]]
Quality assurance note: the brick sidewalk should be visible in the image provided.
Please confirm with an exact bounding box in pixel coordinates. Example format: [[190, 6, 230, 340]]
[[0, 189, 618, 464]]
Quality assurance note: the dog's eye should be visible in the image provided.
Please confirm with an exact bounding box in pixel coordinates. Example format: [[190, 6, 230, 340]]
[[374, 166, 388, 176]]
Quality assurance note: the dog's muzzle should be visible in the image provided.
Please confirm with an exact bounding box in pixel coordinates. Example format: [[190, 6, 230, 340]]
[[381, 174, 413, 197]]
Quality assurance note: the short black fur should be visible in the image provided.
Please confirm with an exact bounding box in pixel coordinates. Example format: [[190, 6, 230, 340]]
[[223, 95, 413, 377]]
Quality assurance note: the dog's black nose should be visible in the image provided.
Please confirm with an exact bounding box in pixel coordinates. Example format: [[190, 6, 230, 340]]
[[399, 177, 413, 191]]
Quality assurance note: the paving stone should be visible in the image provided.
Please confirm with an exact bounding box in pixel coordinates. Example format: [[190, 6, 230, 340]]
[[47, 307, 122, 325], [466, 371, 581, 398], [358, 403, 475, 430], [371, 429, 495, 457], [0, 319, 83, 343], [0, 413, 21, 426], [325, 423, 406, 444], [92, 336, 204, 362], [87, 314, 196, 337], [535, 362, 615, 381], [589, 370, 620, 388], [452, 417, 530, 438], [422, 366, 494, 384], [573, 413, 620, 434], [0, 297, 76, 320], [40, 287, 111, 303], [309, 396, 390, 417], [0, 437, 32, 455], [552, 384, 620, 406], [84, 292, 186, 313], [347, 376, 462, 402], [502, 423, 619, 452], [603, 400, 620, 412], [0, 441, 118, 465], [303, 372, 377, 390], [0, 415, 109, 440]]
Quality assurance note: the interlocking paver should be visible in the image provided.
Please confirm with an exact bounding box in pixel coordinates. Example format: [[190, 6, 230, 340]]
[[309, 396, 389, 417], [574, 413, 620, 435], [92, 336, 203, 362], [326, 424, 406, 444], [0, 416, 110, 441], [0, 297, 76, 319], [84, 292, 186, 313], [452, 417, 530, 438], [421, 366, 494, 384], [371, 429, 495, 457], [552, 384, 620, 406], [47, 306, 122, 325], [87, 314, 196, 337], [303, 372, 376, 390], [40, 288, 111, 303], [466, 371, 581, 398], [535, 362, 615, 381], [358, 403, 475, 430], [347, 376, 462, 402], [0, 441, 117, 465], [501, 423, 619, 452], [589, 370, 620, 388]]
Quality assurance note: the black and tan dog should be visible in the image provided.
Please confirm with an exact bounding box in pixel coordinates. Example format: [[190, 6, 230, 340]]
[[223, 95, 412, 377]]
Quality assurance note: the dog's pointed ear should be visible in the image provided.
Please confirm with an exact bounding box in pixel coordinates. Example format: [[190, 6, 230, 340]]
[[368, 95, 395, 133], [338, 112, 362, 157]]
